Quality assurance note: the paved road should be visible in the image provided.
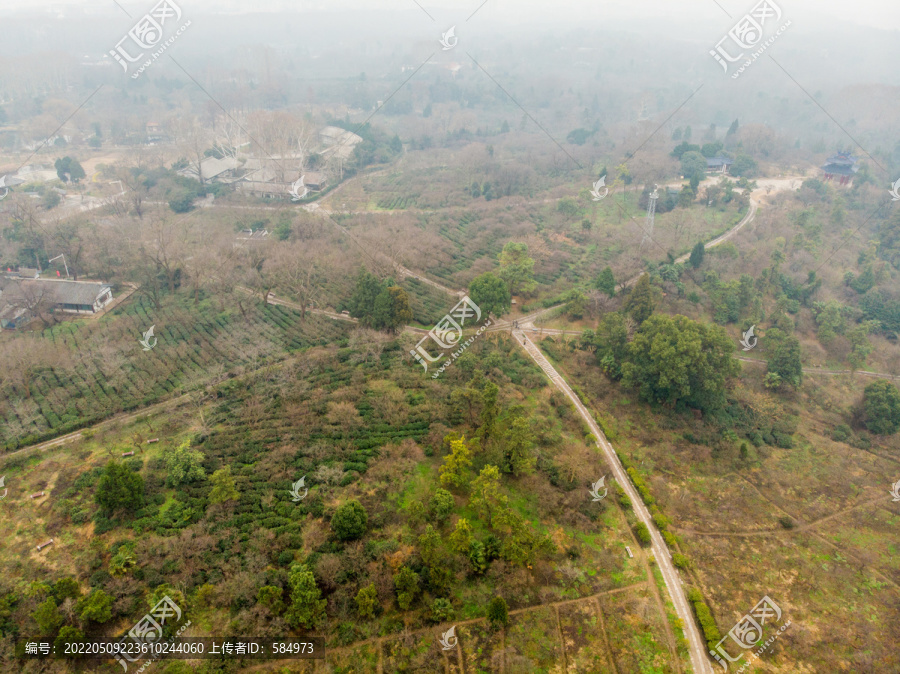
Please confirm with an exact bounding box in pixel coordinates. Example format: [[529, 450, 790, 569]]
[[514, 328, 712, 674]]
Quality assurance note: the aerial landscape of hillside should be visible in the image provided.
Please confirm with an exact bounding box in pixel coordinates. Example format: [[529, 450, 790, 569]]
[[0, 0, 898, 672]]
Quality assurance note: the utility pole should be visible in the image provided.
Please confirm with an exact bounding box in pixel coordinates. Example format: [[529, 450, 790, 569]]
[[641, 184, 659, 250], [49, 254, 69, 280]]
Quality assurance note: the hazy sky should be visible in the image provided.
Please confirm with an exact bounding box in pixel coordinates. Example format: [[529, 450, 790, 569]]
[[3, 0, 900, 32]]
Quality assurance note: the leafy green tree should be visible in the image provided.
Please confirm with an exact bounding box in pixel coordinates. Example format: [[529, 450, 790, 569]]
[[54, 156, 86, 183], [671, 141, 700, 159], [634, 522, 652, 545], [349, 270, 382, 321], [393, 566, 420, 610], [864, 380, 900, 435], [678, 186, 695, 207], [431, 598, 455, 622], [595, 267, 616, 297], [501, 417, 535, 476], [622, 314, 739, 411], [847, 321, 877, 372], [730, 153, 758, 178], [55, 626, 85, 656], [450, 518, 473, 554], [77, 589, 114, 624], [680, 151, 707, 181], [165, 440, 206, 487], [372, 285, 413, 333], [257, 586, 285, 614], [429, 489, 455, 521], [53, 578, 81, 603], [593, 312, 629, 379], [95, 461, 144, 516], [167, 188, 195, 213], [812, 301, 848, 344], [285, 564, 326, 629], [331, 500, 368, 541], [440, 436, 473, 488], [470, 465, 506, 522], [701, 141, 724, 158], [468, 539, 488, 573], [469, 272, 511, 317], [479, 381, 500, 438], [418, 525, 442, 566], [109, 544, 137, 577], [355, 583, 378, 618], [497, 242, 536, 295], [208, 466, 240, 504], [566, 128, 591, 145], [766, 328, 803, 388], [33, 599, 62, 635], [689, 241, 706, 269], [565, 289, 587, 320], [487, 596, 509, 629], [623, 275, 658, 325]]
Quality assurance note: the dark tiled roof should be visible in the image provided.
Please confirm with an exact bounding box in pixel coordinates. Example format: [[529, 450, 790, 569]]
[[10, 279, 111, 306], [706, 156, 733, 168]]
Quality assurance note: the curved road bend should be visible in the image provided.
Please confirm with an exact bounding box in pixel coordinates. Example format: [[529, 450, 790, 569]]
[[514, 328, 713, 674]]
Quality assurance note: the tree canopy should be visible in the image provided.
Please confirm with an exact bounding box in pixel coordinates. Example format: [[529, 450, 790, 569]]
[[469, 272, 511, 317], [331, 500, 368, 540], [622, 314, 739, 411], [95, 461, 144, 516], [54, 156, 85, 183], [496, 242, 536, 295], [766, 328, 802, 388], [864, 379, 900, 435], [624, 275, 658, 325]]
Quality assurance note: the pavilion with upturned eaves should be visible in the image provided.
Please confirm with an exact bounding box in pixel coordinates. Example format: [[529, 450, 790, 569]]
[[821, 151, 859, 185]]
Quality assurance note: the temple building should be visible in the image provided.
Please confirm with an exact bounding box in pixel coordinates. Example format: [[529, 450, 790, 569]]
[[821, 152, 859, 185]]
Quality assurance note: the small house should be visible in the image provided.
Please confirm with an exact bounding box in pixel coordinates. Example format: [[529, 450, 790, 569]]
[[302, 172, 327, 192], [706, 156, 733, 174]]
